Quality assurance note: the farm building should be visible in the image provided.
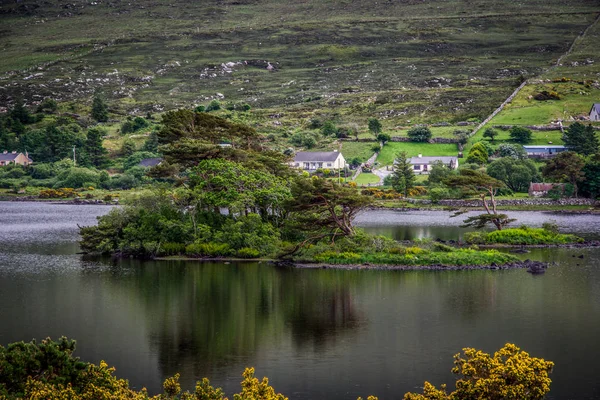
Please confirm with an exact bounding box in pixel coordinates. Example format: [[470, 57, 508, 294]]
[[523, 145, 567, 158]]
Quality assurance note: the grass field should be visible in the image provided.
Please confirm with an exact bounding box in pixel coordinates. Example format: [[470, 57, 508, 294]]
[[340, 142, 376, 163], [488, 82, 600, 126], [354, 172, 381, 186], [377, 142, 459, 166], [1, 0, 599, 132]]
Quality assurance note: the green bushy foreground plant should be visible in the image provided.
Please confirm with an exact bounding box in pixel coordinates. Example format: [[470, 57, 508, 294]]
[[464, 225, 584, 245], [0, 338, 553, 400]]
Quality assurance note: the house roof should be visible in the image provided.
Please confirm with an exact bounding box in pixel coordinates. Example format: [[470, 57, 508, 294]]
[[294, 152, 341, 162], [0, 152, 19, 161], [529, 183, 562, 192], [590, 103, 600, 114], [523, 145, 566, 149], [138, 157, 163, 167], [0, 152, 30, 162], [408, 156, 457, 164]]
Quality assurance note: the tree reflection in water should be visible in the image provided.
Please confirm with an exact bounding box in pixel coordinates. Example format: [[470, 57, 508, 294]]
[[99, 260, 364, 379]]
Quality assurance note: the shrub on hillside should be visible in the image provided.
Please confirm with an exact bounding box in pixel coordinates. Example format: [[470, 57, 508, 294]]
[[407, 126, 432, 142]]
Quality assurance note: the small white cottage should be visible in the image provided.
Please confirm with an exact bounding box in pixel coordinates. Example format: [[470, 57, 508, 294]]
[[408, 155, 458, 174], [291, 151, 346, 170]]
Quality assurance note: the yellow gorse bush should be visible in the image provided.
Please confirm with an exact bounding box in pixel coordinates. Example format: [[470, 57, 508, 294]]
[[403, 343, 554, 400], [6, 340, 551, 400]]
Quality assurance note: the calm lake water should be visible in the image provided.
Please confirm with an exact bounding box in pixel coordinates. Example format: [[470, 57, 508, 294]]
[[1, 203, 600, 399]]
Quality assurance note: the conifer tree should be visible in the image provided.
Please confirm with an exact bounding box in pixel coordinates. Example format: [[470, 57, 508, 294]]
[[391, 151, 416, 197], [91, 95, 109, 122]]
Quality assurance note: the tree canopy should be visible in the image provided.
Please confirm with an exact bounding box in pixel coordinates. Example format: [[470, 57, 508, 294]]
[[509, 126, 532, 144], [541, 151, 585, 198], [407, 126, 432, 142], [486, 157, 540, 192], [562, 122, 598, 155]]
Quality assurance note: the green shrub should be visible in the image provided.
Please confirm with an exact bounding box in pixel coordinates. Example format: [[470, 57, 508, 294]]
[[463, 231, 486, 244], [185, 242, 232, 257], [407, 126, 432, 142], [429, 187, 450, 203], [314, 251, 363, 264], [236, 247, 261, 258], [54, 167, 100, 189], [158, 242, 186, 256], [542, 221, 560, 235], [206, 100, 221, 112]]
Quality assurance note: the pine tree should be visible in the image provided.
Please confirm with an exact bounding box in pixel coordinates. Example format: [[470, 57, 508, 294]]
[[85, 128, 109, 168], [91, 95, 109, 122], [143, 131, 159, 152], [391, 151, 416, 197], [368, 118, 382, 135], [9, 99, 33, 124], [562, 122, 598, 155]]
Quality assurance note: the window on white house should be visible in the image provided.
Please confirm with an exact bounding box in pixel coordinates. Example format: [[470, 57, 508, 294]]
[[413, 165, 420, 170]]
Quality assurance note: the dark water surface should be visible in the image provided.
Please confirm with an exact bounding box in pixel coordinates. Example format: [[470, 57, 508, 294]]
[[1, 203, 600, 399]]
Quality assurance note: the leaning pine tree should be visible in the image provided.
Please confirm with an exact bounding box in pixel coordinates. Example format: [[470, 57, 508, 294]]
[[444, 169, 515, 230]]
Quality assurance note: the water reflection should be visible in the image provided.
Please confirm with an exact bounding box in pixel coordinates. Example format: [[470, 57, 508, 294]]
[[2, 203, 600, 399], [356, 210, 600, 240]]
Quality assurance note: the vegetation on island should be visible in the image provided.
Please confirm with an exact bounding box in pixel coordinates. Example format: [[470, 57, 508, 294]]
[[465, 223, 584, 245], [0, 338, 554, 400]]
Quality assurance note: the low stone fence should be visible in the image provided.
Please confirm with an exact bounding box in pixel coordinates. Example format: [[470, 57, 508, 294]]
[[390, 137, 461, 144], [403, 198, 599, 207], [492, 124, 562, 131]]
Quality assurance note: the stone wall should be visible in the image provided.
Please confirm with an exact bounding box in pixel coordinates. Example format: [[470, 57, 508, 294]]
[[404, 198, 599, 207]]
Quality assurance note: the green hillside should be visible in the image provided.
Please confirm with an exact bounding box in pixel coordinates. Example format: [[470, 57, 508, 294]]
[[1, 0, 599, 130]]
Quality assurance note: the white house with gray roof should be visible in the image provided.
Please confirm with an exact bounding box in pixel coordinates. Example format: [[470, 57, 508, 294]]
[[590, 103, 600, 121], [291, 151, 346, 170], [408, 154, 458, 174]]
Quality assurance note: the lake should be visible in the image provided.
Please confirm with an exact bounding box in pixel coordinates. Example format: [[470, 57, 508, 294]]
[[1, 202, 600, 399]]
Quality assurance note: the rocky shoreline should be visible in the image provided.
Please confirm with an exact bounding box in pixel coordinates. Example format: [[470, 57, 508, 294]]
[[274, 259, 550, 273], [366, 205, 600, 214], [0, 196, 116, 205]]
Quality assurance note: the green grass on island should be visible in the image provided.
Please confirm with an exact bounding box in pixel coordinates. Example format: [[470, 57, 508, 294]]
[[465, 227, 584, 245], [294, 240, 518, 267]]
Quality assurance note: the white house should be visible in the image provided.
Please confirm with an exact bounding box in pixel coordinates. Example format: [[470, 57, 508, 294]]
[[590, 103, 600, 121], [408, 155, 458, 174], [291, 151, 346, 170]]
